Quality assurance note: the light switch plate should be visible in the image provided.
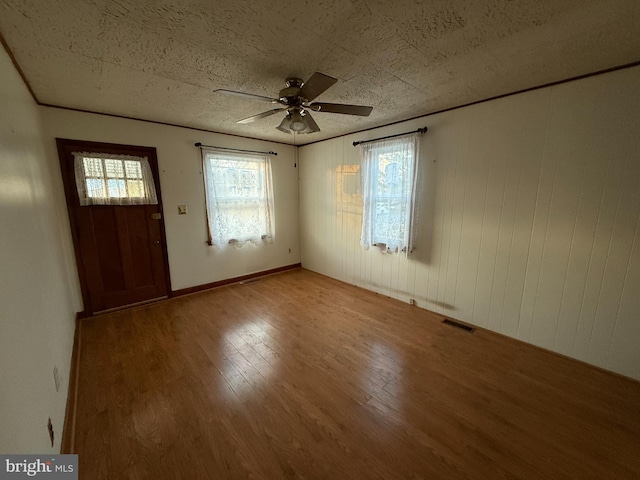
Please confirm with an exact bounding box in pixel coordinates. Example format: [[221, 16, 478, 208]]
[[178, 205, 188, 215]]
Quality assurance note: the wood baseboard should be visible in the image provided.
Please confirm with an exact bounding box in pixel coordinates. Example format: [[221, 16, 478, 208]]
[[60, 313, 82, 453], [172, 263, 302, 297]]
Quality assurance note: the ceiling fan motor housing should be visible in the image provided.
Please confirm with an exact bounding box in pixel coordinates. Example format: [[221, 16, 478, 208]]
[[279, 78, 306, 105]]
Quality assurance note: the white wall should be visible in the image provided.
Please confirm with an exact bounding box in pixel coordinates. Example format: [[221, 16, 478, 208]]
[[41, 109, 301, 291], [299, 66, 640, 381], [0, 48, 80, 452]]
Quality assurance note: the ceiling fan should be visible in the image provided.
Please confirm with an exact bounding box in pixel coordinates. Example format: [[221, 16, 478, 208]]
[[215, 72, 373, 134]]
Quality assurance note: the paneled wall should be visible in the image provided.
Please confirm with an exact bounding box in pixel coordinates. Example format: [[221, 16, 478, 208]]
[[299, 66, 640, 380]]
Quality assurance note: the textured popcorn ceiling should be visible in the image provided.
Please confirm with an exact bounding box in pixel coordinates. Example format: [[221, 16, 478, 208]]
[[1, 0, 639, 145]]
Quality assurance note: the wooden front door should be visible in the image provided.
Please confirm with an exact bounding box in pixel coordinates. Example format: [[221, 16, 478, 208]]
[[57, 139, 171, 315]]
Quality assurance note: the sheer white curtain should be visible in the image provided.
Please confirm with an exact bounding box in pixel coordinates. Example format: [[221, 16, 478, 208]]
[[360, 132, 419, 253], [202, 148, 275, 248], [73, 152, 158, 206]]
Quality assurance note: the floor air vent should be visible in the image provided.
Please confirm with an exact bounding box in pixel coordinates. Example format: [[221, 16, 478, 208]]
[[442, 318, 475, 332], [240, 278, 262, 285]]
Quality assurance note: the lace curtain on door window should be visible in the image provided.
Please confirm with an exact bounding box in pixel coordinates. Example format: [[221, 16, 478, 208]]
[[202, 148, 275, 247], [360, 132, 419, 253], [73, 152, 158, 206]]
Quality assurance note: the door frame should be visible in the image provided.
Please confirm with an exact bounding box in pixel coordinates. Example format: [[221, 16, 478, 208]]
[[56, 138, 172, 316]]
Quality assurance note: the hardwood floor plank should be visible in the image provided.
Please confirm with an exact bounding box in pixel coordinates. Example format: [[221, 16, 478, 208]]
[[73, 269, 640, 479]]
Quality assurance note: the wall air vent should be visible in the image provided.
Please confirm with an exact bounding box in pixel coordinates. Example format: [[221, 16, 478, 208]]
[[442, 318, 475, 332], [240, 278, 262, 285]]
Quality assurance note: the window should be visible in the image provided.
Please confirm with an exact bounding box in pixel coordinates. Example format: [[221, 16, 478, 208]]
[[73, 152, 158, 206], [360, 133, 419, 253], [202, 149, 275, 247]]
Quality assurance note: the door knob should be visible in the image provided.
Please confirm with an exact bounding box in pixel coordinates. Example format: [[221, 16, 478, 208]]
[[153, 240, 160, 245]]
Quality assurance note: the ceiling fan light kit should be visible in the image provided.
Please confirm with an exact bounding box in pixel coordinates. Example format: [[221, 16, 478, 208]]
[[215, 72, 373, 134], [289, 108, 307, 132]]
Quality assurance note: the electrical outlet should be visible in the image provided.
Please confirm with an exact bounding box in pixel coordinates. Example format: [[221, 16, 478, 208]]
[[177, 204, 188, 215], [53, 366, 60, 392], [409, 298, 416, 306], [288, 248, 292, 253], [47, 418, 54, 447]]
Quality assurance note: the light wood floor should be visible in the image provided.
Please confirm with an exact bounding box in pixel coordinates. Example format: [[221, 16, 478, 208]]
[[72, 268, 640, 479]]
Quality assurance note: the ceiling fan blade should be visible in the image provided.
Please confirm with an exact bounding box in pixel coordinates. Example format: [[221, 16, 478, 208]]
[[309, 102, 373, 116], [237, 108, 286, 124], [302, 111, 320, 133], [215, 89, 279, 103], [299, 72, 338, 102]]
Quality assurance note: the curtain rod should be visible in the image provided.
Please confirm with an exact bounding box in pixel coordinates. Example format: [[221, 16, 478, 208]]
[[194, 142, 277, 156], [352, 127, 428, 147]]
